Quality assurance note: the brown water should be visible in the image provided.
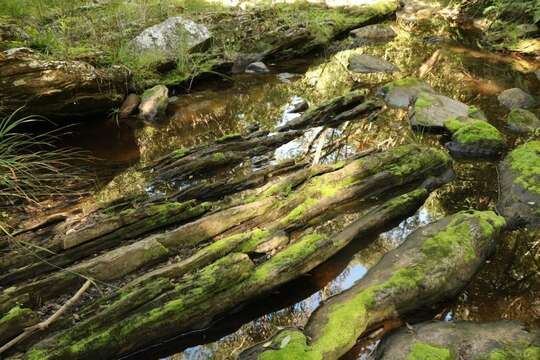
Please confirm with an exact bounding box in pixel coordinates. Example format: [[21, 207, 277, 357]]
[[62, 13, 540, 360]]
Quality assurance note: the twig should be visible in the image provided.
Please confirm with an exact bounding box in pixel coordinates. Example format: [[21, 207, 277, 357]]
[[0, 280, 92, 354]]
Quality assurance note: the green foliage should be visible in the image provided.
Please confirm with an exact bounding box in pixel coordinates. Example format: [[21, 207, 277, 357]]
[[0, 110, 91, 205]]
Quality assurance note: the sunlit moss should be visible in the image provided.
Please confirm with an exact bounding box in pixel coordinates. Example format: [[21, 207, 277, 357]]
[[508, 141, 540, 195], [405, 342, 453, 360]]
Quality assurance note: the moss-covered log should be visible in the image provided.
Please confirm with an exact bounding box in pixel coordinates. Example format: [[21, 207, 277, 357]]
[[375, 320, 539, 360], [0, 307, 37, 345], [0, 144, 452, 359], [241, 210, 506, 360]]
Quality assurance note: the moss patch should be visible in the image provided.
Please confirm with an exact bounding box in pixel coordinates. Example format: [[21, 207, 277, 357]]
[[444, 118, 504, 145], [405, 342, 453, 360], [508, 141, 540, 195]]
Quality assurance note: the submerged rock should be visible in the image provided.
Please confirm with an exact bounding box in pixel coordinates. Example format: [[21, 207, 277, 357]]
[[497, 141, 540, 228], [348, 54, 399, 73], [379, 77, 435, 108], [131, 16, 211, 57], [409, 92, 485, 130], [350, 24, 396, 45], [118, 94, 141, 119], [507, 108, 540, 134], [0, 47, 129, 118], [241, 210, 506, 360], [376, 320, 539, 360], [231, 53, 264, 74], [498, 88, 536, 109], [138, 85, 169, 123], [245, 61, 270, 74], [444, 118, 505, 157]]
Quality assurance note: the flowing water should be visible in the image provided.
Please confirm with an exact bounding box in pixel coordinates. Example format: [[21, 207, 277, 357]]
[[57, 11, 540, 360]]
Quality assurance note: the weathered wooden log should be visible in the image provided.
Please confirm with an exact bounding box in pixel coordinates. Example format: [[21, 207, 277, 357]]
[[0, 200, 211, 287], [149, 91, 383, 184], [0, 307, 37, 345], [0, 48, 129, 118], [1, 144, 451, 359], [375, 320, 539, 359], [240, 210, 506, 360]]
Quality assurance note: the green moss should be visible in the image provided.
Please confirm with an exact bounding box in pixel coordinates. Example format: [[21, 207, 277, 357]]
[[382, 77, 424, 92], [508, 141, 540, 195], [405, 342, 453, 360], [508, 109, 539, 128], [211, 152, 226, 161], [415, 92, 435, 109], [259, 330, 319, 360], [0, 305, 31, 323], [386, 145, 450, 177], [237, 228, 272, 253], [444, 118, 504, 145], [172, 148, 189, 159], [479, 343, 540, 360]]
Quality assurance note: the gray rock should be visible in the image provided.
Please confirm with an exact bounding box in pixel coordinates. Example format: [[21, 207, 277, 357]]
[[119, 94, 141, 119], [376, 321, 539, 360], [245, 61, 270, 74], [138, 85, 169, 123], [379, 77, 435, 108], [409, 92, 485, 130], [497, 141, 540, 228], [498, 88, 536, 109], [131, 17, 211, 57], [348, 54, 399, 73], [350, 24, 396, 45], [286, 96, 309, 113], [507, 108, 540, 133], [232, 53, 264, 74]]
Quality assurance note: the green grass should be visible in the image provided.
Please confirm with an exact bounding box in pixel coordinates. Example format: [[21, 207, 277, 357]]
[[0, 0, 399, 89], [0, 110, 92, 206]]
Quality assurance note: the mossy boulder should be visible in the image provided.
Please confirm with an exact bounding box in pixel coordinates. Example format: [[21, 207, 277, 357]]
[[138, 85, 169, 123], [497, 141, 540, 228], [444, 118, 505, 158], [409, 92, 486, 131], [379, 77, 435, 109], [241, 210, 506, 360], [376, 320, 540, 360], [507, 108, 540, 134], [350, 24, 396, 45]]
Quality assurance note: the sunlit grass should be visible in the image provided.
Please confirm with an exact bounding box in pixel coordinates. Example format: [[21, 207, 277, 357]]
[[0, 110, 93, 206]]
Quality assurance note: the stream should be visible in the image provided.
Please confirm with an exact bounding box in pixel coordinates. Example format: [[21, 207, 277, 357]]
[[45, 8, 540, 360]]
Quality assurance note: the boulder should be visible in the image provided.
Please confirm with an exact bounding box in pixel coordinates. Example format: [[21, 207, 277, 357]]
[[245, 61, 270, 74], [350, 24, 396, 45], [507, 108, 540, 134], [379, 77, 435, 108], [0, 48, 129, 118], [231, 53, 264, 74], [130, 16, 211, 57], [409, 92, 485, 130], [118, 94, 141, 119], [497, 141, 540, 228], [498, 88, 536, 109], [444, 118, 505, 158], [138, 85, 169, 123], [376, 321, 539, 360], [348, 54, 399, 73]]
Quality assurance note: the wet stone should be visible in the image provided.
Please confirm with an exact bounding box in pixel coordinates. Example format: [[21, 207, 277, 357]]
[[376, 320, 540, 360], [379, 77, 435, 109], [409, 92, 485, 130], [245, 61, 270, 74], [119, 94, 141, 119], [350, 24, 396, 45], [498, 88, 536, 109], [286, 96, 309, 114], [138, 85, 169, 123], [348, 54, 399, 73], [507, 108, 540, 134]]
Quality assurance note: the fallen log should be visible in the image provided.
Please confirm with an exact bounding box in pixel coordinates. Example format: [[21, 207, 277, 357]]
[[1, 144, 451, 359], [240, 210, 506, 360]]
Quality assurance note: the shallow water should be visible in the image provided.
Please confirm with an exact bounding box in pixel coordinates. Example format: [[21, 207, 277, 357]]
[[62, 13, 540, 360]]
